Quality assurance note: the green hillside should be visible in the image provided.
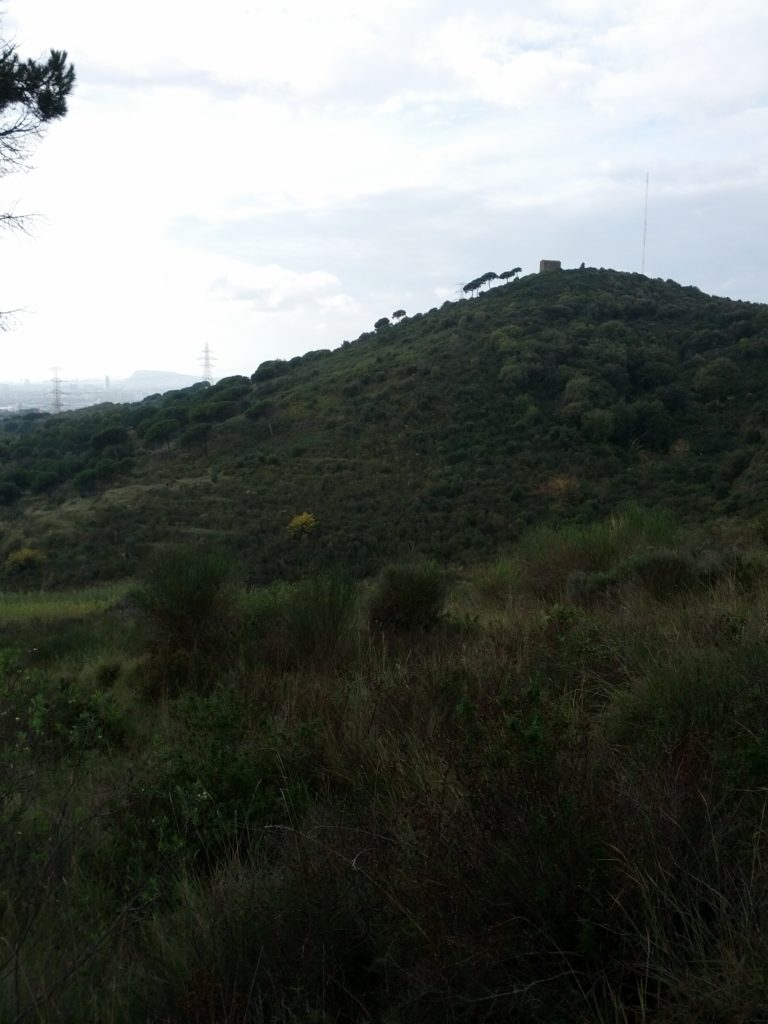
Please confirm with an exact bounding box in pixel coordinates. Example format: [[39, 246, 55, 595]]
[[1, 267, 767, 585]]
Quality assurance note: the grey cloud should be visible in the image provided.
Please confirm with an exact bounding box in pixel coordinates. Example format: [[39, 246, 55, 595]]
[[178, 177, 768, 333]]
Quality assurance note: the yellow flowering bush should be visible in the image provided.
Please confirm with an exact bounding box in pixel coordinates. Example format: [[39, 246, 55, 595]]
[[287, 512, 318, 537]]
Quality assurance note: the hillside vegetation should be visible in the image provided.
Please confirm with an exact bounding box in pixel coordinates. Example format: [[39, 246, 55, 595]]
[[1, 268, 767, 585]]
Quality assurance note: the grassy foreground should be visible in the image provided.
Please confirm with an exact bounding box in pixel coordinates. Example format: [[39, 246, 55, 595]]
[[1, 509, 767, 1022], [0, 582, 131, 623]]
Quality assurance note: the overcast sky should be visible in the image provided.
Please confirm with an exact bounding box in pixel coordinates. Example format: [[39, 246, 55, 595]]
[[1, 0, 766, 383]]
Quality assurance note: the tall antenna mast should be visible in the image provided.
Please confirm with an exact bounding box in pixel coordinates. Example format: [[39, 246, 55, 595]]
[[199, 343, 215, 384], [50, 367, 63, 414], [641, 171, 649, 275]]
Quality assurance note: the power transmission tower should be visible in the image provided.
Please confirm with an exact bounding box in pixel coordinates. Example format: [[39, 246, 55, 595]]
[[50, 366, 64, 413], [199, 343, 215, 384]]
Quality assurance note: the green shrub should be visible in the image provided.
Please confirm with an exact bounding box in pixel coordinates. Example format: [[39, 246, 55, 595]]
[[0, 668, 125, 761], [368, 559, 446, 631], [615, 548, 698, 599], [134, 546, 242, 692], [606, 646, 740, 748], [755, 510, 768, 545], [105, 690, 314, 887], [516, 505, 679, 598], [610, 501, 679, 548], [246, 572, 358, 668], [73, 468, 98, 494], [564, 569, 619, 605], [515, 522, 615, 598], [0, 481, 22, 505], [471, 557, 521, 607], [711, 546, 768, 591], [282, 573, 358, 665]]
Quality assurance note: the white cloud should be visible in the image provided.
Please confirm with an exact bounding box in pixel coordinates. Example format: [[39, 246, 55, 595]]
[[425, 12, 595, 109], [8, 0, 429, 98]]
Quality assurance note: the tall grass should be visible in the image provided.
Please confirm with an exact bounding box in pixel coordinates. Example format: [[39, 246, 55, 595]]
[[134, 546, 243, 691], [245, 572, 359, 668], [4, 524, 768, 1021], [367, 559, 446, 631], [514, 504, 680, 598], [0, 582, 131, 623]]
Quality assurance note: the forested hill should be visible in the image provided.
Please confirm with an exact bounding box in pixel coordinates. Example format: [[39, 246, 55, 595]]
[[2, 268, 768, 586]]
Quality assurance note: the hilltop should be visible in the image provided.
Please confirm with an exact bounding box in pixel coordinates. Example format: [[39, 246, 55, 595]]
[[1, 267, 767, 585]]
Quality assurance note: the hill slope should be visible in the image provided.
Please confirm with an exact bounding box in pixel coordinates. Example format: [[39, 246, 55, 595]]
[[1, 268, 767, 585]]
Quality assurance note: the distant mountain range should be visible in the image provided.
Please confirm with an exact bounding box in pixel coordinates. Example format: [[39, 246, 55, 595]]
[[120, 371, 203, 390]]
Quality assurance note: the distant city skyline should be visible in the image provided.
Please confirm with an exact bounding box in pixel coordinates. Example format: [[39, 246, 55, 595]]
[[0, 368, 206, 386], [0, 368, 207, 413], [1, 0, 766, 381]]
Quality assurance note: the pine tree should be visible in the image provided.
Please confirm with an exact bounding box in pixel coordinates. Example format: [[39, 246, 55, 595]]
[[1, 34, 75, 179], [1, 22, 75, 324]]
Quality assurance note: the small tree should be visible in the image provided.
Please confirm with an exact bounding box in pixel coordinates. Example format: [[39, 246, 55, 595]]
[[392, 309, 406, 320], [374, 317, 390, 331]]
